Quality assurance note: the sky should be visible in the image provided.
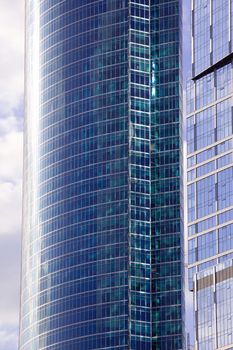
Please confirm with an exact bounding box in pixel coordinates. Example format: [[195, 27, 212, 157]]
[[0, 1, 191, 350], [0, 0, 24, 349]]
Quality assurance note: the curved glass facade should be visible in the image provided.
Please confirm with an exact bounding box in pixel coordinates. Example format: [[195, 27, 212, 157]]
[[20, 1, 183, 349]]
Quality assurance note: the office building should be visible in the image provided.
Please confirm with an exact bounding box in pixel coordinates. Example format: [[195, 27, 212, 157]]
[[19, 1, 184, 349], [187, 0, 233, 348]]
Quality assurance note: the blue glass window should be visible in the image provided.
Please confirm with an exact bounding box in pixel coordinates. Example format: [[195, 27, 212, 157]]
[[194, 0, 210, 74], [196, 73, 214, 109], [212, 0, 229, 63], [219, 224, 233, 253], [196, 107, 215, 150], [218, 208, 233, 225], [197, 175, 215, 218], [196, 160, 215, 178], [188, 183, 196, 222], [217, 99, 232, 141], [187, 116, 195, 154], [198, 231, 216, 261], [189, 238, 197, 264], [196, 147, 215, 164], [216, 64, 232, 99], [218, 168, 233, 210]]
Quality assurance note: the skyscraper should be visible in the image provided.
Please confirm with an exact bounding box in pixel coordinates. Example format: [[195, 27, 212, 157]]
[[20, 1, 183, 349], [187, 0, 233, 348]]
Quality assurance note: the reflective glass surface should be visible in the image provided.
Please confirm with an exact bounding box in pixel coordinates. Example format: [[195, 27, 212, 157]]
[[151, 1, 184, 349], [20, 1, 183, 349], [193, 0, 211, 75], [21, 2, 129, 349], [193, 0, 232, 76], [187, 0, 233, 300]]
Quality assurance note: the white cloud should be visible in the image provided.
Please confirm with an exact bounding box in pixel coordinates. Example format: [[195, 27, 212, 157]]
[[0, 118, 23, 333], [0, 1, 24, 349], [0, 232, 20, 324], [0, 218, 21, 350], [0, 0, 24, 115], [0, 130, 23, 183], [0, 181, 22, 236], [0, 114, 21, 135], [0, 328, 18, 350], [0, 138, 22, 346], [0, 83, 23, 237]]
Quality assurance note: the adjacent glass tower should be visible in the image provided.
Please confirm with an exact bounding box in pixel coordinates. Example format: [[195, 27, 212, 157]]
[[187, 0, 233, 284], [187, 0, 233, 348], [20, 1, 183, 349]]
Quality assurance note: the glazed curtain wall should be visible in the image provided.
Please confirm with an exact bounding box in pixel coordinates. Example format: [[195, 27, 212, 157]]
[[20, 1, 183, 349]]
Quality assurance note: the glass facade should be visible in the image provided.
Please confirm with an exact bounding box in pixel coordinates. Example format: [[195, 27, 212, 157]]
[[194, 261, 233, 349], [193, 0, 233, 77], [187, 1, 233, 290], [150, 1, 184, 349], [20, 1, 183, 349], [187, 1, 233, 348]]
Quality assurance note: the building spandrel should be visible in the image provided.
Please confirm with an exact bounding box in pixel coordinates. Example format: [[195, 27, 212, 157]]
[[194, 260, 233, 349]]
